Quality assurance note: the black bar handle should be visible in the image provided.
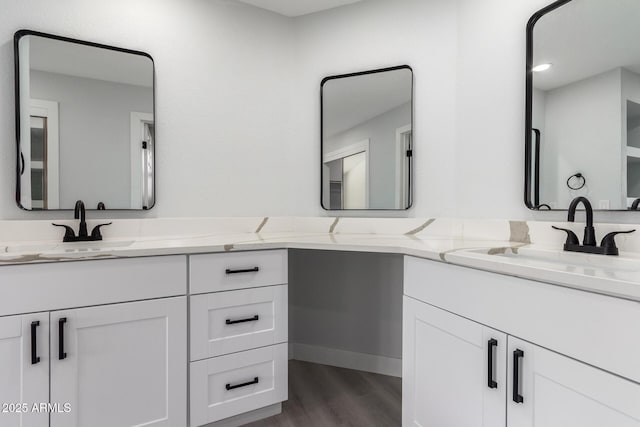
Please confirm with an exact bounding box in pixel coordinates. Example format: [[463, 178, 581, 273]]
[[31, 321, 40, 365], [225, 267, 260, 275], [513, 349, 524, 403], [226, 377, 259, 391], [58, 318, 67, 360], [226, 315, 259, 325], [487, 339, 498, 389]]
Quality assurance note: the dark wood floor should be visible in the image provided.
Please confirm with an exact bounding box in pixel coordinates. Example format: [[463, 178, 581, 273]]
[[246, 360, 402, 427]]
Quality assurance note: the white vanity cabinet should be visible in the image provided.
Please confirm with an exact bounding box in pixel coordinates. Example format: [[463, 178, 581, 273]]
[[0, 256, 188, 427], [403, 296, 506, 427], [507, 337, 640, 427], [189, 250, 288, 427], [50, 297, 187, 427], [0, 313, 49, 427], [403, 256, 640, 427]]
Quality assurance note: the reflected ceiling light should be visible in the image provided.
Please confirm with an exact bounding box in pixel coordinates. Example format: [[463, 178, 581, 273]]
[[532, 63, 552, 72]]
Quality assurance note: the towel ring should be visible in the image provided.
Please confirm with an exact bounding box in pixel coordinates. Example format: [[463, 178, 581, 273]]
[[567, 173, 585, 190]]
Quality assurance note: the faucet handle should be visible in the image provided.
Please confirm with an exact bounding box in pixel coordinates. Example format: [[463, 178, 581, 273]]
[[52, 223, 76, 242], [552, 226, 580, 246], [90, 222, 112, 240], [600, 230, 635, 255]]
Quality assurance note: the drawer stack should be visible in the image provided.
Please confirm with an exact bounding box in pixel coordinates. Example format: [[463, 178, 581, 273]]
[[189, 250, 288, 426]]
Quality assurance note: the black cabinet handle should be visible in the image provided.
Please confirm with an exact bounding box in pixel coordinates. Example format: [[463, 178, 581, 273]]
[[31, 321, 40, 365], [225, 267, 259, 275], [513, 349, 524, 403], [226, 315, 260, 325], [58, 318, 67, 360], [226, 377, 259, 391], [487, 339, 498, 389]]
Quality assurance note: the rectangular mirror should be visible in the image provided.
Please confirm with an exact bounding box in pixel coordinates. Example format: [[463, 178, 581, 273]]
[[526, 0, 640, 211], [321, 66, 413, 210], [14, 30, 155, 211]]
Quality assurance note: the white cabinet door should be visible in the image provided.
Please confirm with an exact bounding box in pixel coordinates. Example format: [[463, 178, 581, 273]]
[[508, 337, 640, 427], [0, 313, 49, 427], [402, 296, 506, 427], [50, 297, 187, 427]]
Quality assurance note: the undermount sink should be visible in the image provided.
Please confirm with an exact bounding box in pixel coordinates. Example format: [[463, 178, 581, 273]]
[[4, 240, 135, 254], [464, 247, 640, 273]]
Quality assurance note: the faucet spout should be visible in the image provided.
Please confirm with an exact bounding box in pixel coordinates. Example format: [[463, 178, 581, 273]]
[[74, 200, 88, 238], [567, 196, 595, 246]]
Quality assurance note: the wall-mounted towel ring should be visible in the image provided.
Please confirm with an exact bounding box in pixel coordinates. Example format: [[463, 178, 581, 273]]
[[566, 173, 586, 190]]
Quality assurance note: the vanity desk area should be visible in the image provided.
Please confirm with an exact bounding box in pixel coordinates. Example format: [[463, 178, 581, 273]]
[[2, 0, 640, 426]]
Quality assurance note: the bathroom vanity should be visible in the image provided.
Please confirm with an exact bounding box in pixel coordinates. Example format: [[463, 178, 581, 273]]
[[0, 218, 639, 427]]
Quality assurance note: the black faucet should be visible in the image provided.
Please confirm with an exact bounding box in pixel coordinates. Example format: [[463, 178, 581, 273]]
[[553, 196, 635, 256], [567, 196, 596, 246], [52, 200, 112, 242], [74, 200, 88, 239], [630, 198, 640, 210]]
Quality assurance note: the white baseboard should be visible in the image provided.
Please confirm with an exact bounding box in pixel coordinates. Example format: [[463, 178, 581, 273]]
[[291, 343, 402, 377]]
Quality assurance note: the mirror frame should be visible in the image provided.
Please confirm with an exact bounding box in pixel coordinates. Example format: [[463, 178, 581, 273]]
[[320, 64, 414, 211], [13, 29, 156, 211]]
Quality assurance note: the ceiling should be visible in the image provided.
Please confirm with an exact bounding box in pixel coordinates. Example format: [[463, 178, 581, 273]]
[[533, 0, 640, 91], [323, 68, 412, 137], [234, 0, 366, 17]]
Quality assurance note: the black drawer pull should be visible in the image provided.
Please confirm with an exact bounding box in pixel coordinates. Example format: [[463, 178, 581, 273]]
[[225, 267, 260, 275], [59, 318, 67, 360], [31, 321, 40, 365], [226, 377, 259, 391], [487, 338, 498, 389], [513, 349, 524, 403], [226, 315, 260, 325]]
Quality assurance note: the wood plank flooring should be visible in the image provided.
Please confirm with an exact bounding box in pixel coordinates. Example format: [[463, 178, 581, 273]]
[[246, 360, 402, 427]]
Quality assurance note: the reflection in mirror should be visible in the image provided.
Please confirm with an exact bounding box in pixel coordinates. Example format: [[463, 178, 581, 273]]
[[526, 0, 640, 211], [321, 66, 413, 210], [15, 31, 155, 210]]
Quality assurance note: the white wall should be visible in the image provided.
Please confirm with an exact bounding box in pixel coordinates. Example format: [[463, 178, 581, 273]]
[[3, 0, 640, 222], [326, 102, 410, 209], [292, 0, 458, 217], [30, 70, 152, 209], [0, 0, 296, 219]]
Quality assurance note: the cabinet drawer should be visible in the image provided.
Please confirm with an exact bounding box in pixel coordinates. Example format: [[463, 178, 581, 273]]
[[190, 285, 288, 360], [190, 250, 287, 294], [190, 344, 288, 426]]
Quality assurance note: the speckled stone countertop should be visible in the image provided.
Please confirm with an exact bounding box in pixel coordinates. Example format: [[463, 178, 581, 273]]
[[1, 216, 639, 301]]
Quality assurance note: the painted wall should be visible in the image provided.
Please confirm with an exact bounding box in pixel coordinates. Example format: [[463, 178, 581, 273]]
[[0, 0, 296, 219], [3, 0, 640, 222], [289, 250, 403, 361], [31, 70, 152, 209], [325, 102, 411, 209]]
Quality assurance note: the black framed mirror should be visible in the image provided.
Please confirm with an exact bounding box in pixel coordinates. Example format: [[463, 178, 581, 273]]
[[525, 0, 640, 211], [14, 30, 155, 211], [321, 65, 413, 211]]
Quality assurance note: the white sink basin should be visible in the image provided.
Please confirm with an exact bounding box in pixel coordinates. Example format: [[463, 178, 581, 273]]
[[4, 243, 59, 253], [464, 247, 640, 274], [5, 240, 135, 254], [56, 240, 135, 252]]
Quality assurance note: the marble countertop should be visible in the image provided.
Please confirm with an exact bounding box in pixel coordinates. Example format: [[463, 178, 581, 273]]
[[1, 229, 639, 303]]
